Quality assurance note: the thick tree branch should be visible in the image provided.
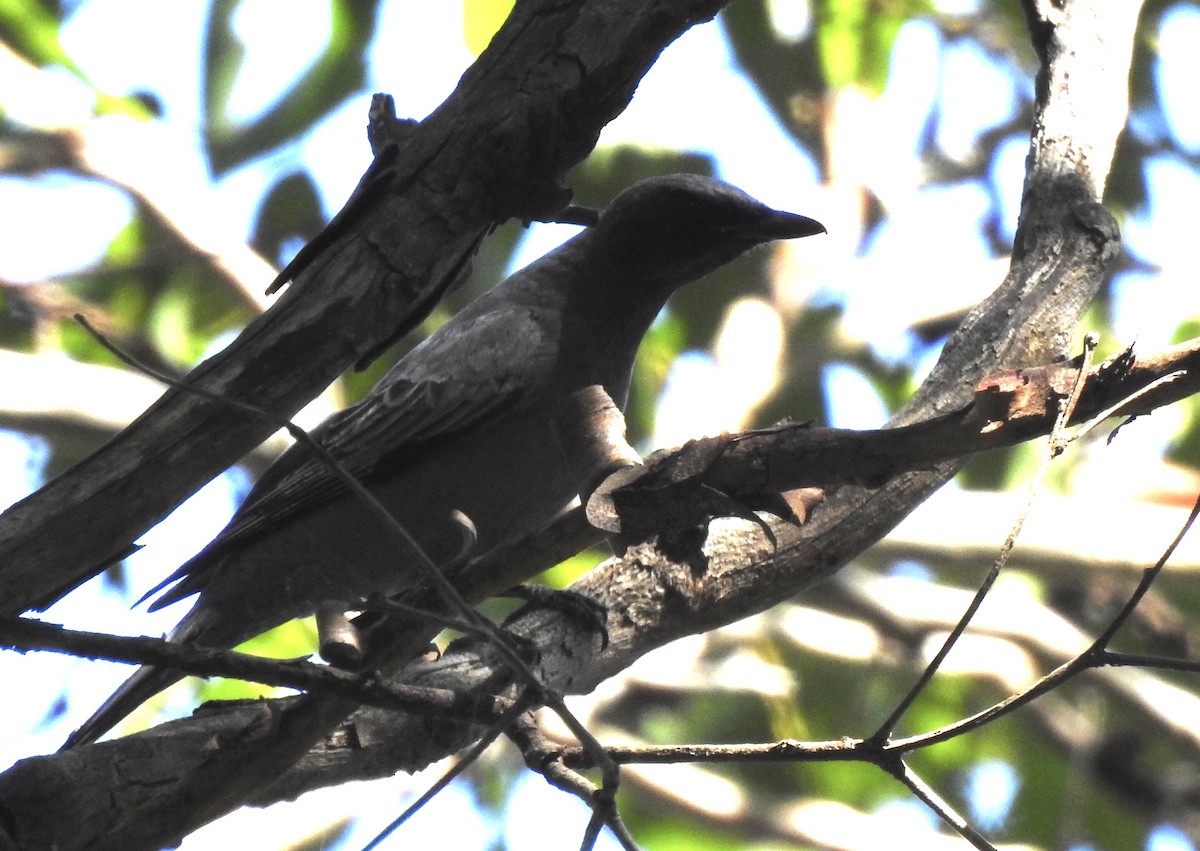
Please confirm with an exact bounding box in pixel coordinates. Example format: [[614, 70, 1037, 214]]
[[0, 0, 730, 617], [594, 339, 1194, 534]]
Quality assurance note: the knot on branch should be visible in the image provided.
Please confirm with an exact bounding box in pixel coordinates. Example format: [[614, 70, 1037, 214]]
[[1071, 200, 1121, 264]]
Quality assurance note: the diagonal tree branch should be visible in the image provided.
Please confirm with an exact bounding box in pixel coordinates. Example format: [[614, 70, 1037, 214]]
[[0, 0, 732, 618], [590, 340, 1196, 534]]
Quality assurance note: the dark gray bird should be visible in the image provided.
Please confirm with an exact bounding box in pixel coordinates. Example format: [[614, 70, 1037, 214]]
[[64, 173, 825, 748]]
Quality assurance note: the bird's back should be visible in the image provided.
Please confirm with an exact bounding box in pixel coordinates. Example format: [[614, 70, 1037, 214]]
[[154, 240, 619, 650], [171, 396, 581, 649]]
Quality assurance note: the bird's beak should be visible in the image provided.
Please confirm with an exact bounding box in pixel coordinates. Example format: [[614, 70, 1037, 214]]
[[750, 210, 827, 241]]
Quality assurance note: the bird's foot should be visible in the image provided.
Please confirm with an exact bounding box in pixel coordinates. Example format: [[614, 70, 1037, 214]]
[[501, 585, 609, 650]]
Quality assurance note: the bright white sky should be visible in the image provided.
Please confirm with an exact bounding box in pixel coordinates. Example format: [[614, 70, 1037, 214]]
[[3, 1, 1200, 849]]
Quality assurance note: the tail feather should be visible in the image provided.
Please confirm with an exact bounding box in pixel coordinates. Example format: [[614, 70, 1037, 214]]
[[61, 608, 221, 750], [61, 663, 186, 749]]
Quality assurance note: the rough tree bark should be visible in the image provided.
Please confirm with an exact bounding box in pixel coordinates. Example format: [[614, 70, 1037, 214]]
[[0, 0, 1147, 849]]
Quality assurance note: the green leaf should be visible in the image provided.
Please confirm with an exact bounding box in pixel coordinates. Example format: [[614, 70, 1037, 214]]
[[204, 0, 380, 175], [463, 0, 515, 56], [0, 0, 78, 74], [815, 0, 929, 93], [195, 617, 319, 702], [237, 617, 319, 659], [0, 0, 151, 117]]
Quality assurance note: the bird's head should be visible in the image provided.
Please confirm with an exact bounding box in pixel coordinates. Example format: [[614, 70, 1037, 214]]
[[590, 173, 825, 292]]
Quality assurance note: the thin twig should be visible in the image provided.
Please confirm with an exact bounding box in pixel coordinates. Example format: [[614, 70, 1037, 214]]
[[1090, 489, 1200, 648], [77, 313, 569, 688], [886, 760, 998, 851], [75, 314, 481, 631], [0, 616, 516, 724], [1101, 650, 1200, 673], [872, 335, 1098, 741], [583, 805, 640, 851], [888, 489, 1200, 752], [1066, 370, 1184, 444], [543, 693, 622, 809], [563, 738, 870, 768], [503, 712, 639, 850], [360, 691, 536, 851], [358, 593, 490, 637]]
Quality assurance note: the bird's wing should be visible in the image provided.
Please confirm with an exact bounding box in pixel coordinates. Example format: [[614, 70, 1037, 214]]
[[149, 304, 557, 608]]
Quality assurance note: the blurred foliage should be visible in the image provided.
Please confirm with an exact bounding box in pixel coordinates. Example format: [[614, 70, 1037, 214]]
[[0, 0, 150, 116], [201, 617, 319, 702], [203, 0, 379, 174], [251, 170, 326, 270], [816, 0, 933, 93], [2, 0, 1200, 849], [0, 0, 81, 76]]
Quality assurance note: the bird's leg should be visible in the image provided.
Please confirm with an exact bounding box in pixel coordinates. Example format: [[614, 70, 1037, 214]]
[[338, 509, 483, 667], [446, 509, 479, 568], [317, 510, 478, 667], [317, 601, 365, 668], [553, 384, 645, 560], [483, 385, 647, 648], [553, 385, 644, 501]]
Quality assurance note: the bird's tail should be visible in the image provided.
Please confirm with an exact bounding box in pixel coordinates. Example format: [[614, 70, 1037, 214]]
[[60, 663, 186, 749], [60, 607, 222, 750]]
